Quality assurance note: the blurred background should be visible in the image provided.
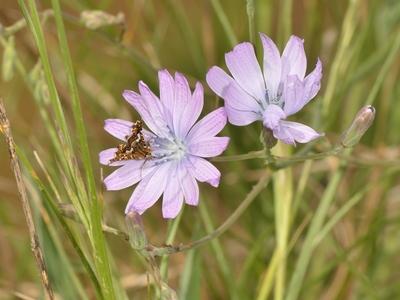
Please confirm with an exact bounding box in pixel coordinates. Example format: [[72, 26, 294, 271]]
[[1, 0, 400, 299]]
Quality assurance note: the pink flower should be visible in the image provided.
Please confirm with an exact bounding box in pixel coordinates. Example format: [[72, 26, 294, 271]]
[[206, 34, 323, 145], [99, 70, 229, 218]]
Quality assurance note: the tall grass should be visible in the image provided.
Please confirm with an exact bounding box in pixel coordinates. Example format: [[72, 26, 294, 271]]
[[0, 0, 400, 299]]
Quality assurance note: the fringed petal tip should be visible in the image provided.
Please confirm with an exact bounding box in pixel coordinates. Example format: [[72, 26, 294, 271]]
[[207, 177, 220, 188]]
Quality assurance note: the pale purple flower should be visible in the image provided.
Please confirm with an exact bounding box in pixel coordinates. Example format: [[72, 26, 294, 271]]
[[206, 33, 323, 145], [99, 70, 229, 218]]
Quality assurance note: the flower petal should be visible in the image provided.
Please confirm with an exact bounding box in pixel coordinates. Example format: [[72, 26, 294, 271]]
[[222, 84, 261, 126], [173, 73, 195, 138], [272, 125, 295, 145], [187, 107, 227, 142], [225, 42, 266, 100], [123, 88, 167, 137], [206, 66, 234, 97], [104, 119, 133, 140], [263, 104, 286, 129], [162, 186, 184, 218], [104, 160, 156, 191], [281, 35, 307, 80], [304, 58, 322, 102], [188, 137, 230, 157], [260, 33, 282, 99], [125, 163, 170, 214], [282, 75, 305, 116], [99, 148, 128, 166], [123, 90, 159, 135], [178, 165, 199, 206], [162, 164, 184, 218], [185, 156, 221, 187], [178, 82, 204, 139], [138, 81, 170, 137], [223, 81, 263, 112], [158, 69, 175, 128], [274, 120, 322, 145]]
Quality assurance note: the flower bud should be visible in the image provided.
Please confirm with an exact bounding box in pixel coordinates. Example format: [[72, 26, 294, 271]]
[[341, 105, 375, 147], [125, 211, 148, 250]]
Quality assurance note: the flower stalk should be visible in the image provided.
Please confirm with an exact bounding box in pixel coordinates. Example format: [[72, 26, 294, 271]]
[[0, 99, 54, 300]]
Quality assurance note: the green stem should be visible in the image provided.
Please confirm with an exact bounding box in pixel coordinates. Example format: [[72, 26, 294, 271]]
[[212, 146, 344, 167], [246, 0, 256, 43], [364, 28, 400, 106], [313, 190, 365, 246], [160, 210, 184, 281], [199, 201, 238, 300], [50, 0, 116, 297], [184, 173, 270, 250], [256, 212, 311, 300], [0, 9, 53, 38], [209, 0, 238, 46], [322, 0, 360, 119], [272, 144, 292, 300], [17, 1, 89, 228], [150, 173, 270, 256], [280, 0, 292, 45], [212, 150, 265, 162], [257, 249, 279, 300], [18, 0, 72, 151], [285, 150, 349, 300]]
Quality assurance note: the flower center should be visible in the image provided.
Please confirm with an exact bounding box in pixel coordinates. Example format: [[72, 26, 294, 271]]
[[150, 136, 187, 163], [265, 82, 284, 108], [262, 104, 286, 130]]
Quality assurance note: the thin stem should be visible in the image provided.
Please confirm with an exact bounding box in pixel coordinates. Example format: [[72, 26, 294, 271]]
[[212, 145, 344, 167], [322, 0, 360, 119], [313, 190, 365, 246], [285, 150, 350, 300], [257, 250, 279, 300], [246, 0, 256, 43], [50, 1, 117, 297], [212, 150, 265, 162], [256, 214, 311, 300], [272, 144, 292, 300], [209, 0, 238, 46], [199, 201, 238, 300], [217, 144, 400, 169], [18, 0, 72, 151], [0, 99, 54, 300], [273, 146, 342, 169], [64, 173, 270, 257], [0, 9, 53, 38], [364, 28, 400, 106], [177, 173, 270, 252], [160, 210, 184, 280], [280, 0, 292, 44], [165, 0, 205, 76]]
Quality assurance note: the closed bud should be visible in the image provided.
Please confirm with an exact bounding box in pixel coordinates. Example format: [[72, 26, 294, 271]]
[[125, 211, 148, 250], [341, 105, 375, 147]]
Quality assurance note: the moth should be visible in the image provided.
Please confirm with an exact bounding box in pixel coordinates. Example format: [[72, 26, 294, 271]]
[[110, 120, 152, 163]]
